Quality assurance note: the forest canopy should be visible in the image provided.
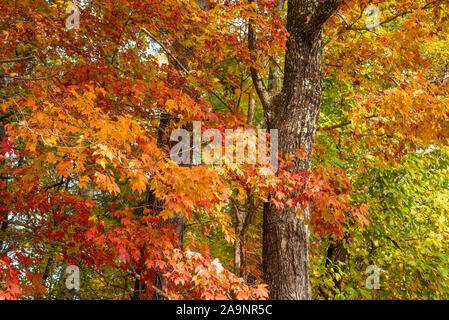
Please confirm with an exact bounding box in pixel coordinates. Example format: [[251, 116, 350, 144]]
[[0, 0, 448, 300]]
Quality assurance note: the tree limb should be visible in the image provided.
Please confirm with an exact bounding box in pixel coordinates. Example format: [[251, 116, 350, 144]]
[[248, 14, 272, 114], [0, 56, 35, 64]]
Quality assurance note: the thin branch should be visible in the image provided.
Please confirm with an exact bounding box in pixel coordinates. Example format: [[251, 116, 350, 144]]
[[319, 115, 376, 131], [0, 56, 35, 64], [347, 0, 446, 32], [384, 235, 403, 251], [128, 269, 169, 299], [141, 28, 233, 112], [4, 71, 59, 81], [141, 28, 190, 75], [210, 90, 234, 112], [248, 16, 272, 113]]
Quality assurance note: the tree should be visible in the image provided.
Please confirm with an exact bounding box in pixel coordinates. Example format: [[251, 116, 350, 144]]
[[1, 0, 448, 301], [249, 0, 344, 299]]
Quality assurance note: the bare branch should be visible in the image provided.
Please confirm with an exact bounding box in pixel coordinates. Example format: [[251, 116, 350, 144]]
[[128, 269, 169, 299], [141, 28, 191, 75], [347, 0, 446, 32], [0, 55, 35, 64], [141, 28, 234, 112], [4, 71, 59, 81], [248, 16, 272, 113]]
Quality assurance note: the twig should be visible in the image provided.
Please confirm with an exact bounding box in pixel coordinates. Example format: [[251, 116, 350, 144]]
[[4, 71, 59, 81], [141, 28, 190, 75], [129, 269, 169, 299], [0, 56, 35, 64]]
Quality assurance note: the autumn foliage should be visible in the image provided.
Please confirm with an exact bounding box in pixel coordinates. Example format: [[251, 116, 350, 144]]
[[1, 0, 448, 300]]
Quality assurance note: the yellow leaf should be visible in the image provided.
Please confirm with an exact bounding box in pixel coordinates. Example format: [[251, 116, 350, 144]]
[[97, 158, 108, 169]]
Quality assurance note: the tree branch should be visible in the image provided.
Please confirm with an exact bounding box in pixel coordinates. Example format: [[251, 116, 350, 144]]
[[141, 28, 234, 112], [347, 0, 446, 32], [3, 71, 59, 81], [141, 28, 191, 75], [248, 13, 272, 114], [0, 56, 35, 64], [288, 0, 344, 37]]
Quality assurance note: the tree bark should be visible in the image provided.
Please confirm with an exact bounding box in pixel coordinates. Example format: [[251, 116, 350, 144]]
[[234, 198, 246, 277], [0, 113, 8, 253], [250, 0, 343, 299]]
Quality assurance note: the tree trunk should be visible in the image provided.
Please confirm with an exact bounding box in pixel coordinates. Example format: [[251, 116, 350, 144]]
[[250, 0, 343, 299], [263, 31, 324, 300], [134, 0, 211, 299], [0, 113, 8, 253], [234, 199, 246, 277], [233, 190, 255, 279]]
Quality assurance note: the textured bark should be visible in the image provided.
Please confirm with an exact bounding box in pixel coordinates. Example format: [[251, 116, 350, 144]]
[[250, 0, 343, 299]]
